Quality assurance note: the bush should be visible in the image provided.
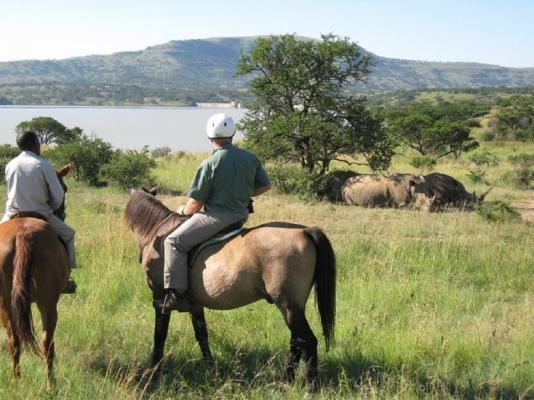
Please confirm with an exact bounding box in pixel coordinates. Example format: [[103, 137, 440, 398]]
[[468, 150, 499, 167], [476, 201, 521, 223], [480, 130, 495, 142], [467, 169, 487, 184], [45, 136, 113, 186], [0, 144, 20, 181], [101, 148, 156, 189], [151, 146, 172, 158], [507, 153, 534, 189], [512, 128, 534, 142], [409, 155, 437, 171], [267, 164, 325, 200]]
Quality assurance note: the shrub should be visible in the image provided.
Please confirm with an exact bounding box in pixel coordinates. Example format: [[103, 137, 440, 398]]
[[468, 150, 499, 167], [476, 201, 521, 223], [101, 148, 156, 189], [0, 144, 20, 181], [468, 117, 482, 127], [267, 164, 325, 200], [467, 169, 487, 184], [45, 136, 113, 186], [507, 153, 534, 189], [480, 130, 495, 142], [151, 146, 172, 158], [409, 155, 437, 171]]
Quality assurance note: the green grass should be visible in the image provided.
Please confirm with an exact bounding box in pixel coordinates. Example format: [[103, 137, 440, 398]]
[[0, 146, 533, 399]]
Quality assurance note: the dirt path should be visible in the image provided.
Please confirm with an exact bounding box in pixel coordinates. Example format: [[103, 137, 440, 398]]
[[514, 199, 534, 223]]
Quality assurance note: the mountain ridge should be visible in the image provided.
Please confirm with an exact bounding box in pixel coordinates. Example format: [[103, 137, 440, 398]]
[[1, 36, 533, 92]]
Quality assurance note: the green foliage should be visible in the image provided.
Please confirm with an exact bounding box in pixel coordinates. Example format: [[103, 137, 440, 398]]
[[45, 136, 113, 185], [388, 108, 479, 158], [480, 130, 496, 142], [16, 116, 68, 145], [507, 153, 534, 189], [467, 169, 487, 184], [0, 144, 20, 181], [408, 155, 437, 171], [151, 146, 172, 158], [237, 34, 394, 175], [476, 201, 521, 222], [267, 164, 326, 200], [101, 148, 156, 189], [468, 150, 499, 167]]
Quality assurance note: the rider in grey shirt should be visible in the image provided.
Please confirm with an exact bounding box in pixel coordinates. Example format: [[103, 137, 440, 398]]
[[2, 130, 77, 293]]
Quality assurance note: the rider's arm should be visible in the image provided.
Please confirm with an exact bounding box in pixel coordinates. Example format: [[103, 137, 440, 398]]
[[180, 197, 204, 216], [253, 160, 271, 197], [253, 185, 271, 196], [41, 161, 64, 211]]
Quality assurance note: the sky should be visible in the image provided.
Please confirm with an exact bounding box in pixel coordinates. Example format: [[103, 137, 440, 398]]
[[0, 0, 533, 67]]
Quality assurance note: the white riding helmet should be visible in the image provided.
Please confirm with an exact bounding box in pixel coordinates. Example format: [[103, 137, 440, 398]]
[[206, 113, 236, 139]]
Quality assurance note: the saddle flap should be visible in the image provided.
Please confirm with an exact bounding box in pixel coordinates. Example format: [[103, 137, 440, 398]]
[[188, 226, 245, 266]]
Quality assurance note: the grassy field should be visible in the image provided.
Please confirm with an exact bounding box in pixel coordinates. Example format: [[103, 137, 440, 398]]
[[0, 146, 532, 399]]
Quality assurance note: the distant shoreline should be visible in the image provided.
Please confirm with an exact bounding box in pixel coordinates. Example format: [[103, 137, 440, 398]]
[[0, 105, 246, 110]]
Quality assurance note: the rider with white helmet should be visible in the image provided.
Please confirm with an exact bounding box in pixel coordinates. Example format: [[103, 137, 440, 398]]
[[159, 113, 271, 313]]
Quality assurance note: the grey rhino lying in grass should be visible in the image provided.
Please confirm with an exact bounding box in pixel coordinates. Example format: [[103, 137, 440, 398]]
[[423, 172, 492, 210], [341, 173, 436, 211]]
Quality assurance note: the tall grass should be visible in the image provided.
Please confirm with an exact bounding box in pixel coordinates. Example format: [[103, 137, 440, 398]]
[[0, 151, 532, 399]]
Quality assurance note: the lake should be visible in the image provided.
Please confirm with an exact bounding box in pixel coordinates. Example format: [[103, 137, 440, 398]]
[[0, 106, 248, 151]]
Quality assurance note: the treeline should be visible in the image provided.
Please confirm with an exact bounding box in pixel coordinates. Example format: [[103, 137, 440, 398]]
[[1, 117, 156, 189]]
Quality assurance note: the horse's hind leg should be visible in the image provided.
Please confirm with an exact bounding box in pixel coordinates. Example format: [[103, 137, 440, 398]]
[[279, 305, 318, 391], [190, 307, 212, 362], [38, 302, 57, 385], [1, 308, 21, 380]]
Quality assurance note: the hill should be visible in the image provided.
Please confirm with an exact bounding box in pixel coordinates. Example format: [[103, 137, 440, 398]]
[[1, 36, 534, 104]]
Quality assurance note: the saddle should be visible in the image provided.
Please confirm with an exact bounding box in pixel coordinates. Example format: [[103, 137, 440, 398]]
[[188, 222, 245, 266], [154, 218, 245, 267]]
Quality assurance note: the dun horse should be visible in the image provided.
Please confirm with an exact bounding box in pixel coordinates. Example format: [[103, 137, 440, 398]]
[[125, 188, 336, 390], [0, 164, 71, 383]]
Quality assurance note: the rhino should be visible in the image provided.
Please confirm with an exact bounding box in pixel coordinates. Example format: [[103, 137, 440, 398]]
[[341, 173, 437, 211], [423, 173, 492, 210], [321, 170, 360, 202]]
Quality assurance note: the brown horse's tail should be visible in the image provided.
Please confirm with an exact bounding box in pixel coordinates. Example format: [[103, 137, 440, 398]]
[[304, 227, 336, 351], [11, 229, 38, 353]]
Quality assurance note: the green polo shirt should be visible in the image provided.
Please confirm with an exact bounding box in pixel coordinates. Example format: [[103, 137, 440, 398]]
[[187, 144, 271, 213]]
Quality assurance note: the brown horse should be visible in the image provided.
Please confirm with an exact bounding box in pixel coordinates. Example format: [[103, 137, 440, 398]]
[[0, 164, 71, 383], [124, 188, 336, 390]]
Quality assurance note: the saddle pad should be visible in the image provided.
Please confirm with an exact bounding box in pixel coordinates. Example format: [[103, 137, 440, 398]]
[[188, 226, 245, 266]]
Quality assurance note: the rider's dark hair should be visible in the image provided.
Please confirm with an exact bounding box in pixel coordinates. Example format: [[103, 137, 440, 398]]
[[16, 130, 38, 151]]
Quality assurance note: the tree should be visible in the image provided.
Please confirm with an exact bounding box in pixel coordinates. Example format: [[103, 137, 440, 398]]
[[15, 116, 82, 145], [45, 135, 113, 185], [388, 109, 479, 158], [236, 34, 393, 175], [101, 148, 156, 189]]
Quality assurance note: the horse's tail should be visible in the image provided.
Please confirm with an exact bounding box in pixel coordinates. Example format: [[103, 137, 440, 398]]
[[304, 227, 336, 351], [11, 229, 38, 353]]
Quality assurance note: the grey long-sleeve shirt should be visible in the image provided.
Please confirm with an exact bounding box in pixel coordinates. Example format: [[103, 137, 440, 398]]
[[4, 151, 64, 218]]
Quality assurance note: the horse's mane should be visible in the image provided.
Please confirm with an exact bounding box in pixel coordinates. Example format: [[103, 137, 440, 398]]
[[124, 191, 173, 242]]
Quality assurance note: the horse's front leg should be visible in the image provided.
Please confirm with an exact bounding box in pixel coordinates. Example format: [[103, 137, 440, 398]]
[[150, 306, 171, 371], [190, 306, 213, 362]]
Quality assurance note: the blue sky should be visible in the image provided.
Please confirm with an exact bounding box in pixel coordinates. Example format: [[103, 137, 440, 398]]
[[0, 0, 532, 67]]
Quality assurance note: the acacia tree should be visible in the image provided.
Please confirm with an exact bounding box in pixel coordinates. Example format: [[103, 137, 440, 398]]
[[236, 34, 394, 175], [388, 110, 479, 158], [16, 116, 82, 145]]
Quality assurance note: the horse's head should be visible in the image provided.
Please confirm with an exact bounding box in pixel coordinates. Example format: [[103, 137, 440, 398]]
[[54, 164, 71, 221]]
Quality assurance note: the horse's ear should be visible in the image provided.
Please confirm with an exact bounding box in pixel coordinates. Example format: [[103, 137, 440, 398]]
[[148, 186, 159, 196], [57, 163, 71, 177]]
